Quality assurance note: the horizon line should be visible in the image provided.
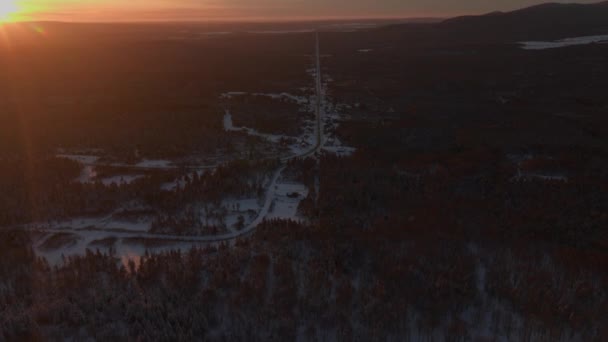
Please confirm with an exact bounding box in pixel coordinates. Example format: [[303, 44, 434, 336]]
[[2, 15, 447, 25]]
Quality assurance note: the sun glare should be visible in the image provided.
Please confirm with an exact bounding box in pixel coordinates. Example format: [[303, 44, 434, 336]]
[[0, 0, 20, 22]]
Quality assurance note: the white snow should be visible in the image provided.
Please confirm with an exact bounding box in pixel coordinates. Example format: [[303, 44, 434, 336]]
[[32, 35, 327, 265], [223, 110, 238, 131], [77, 165, 98, 183], [223, 198, 261, 212], [507, 153, 568, 183], [223, 110, 285, 143], [313, 67, 358, 157], [105, 220, 151, 232], [267, 182, 308, 221], [34, 230, 213, 269], [220, 198, 264, 232], [252, 92, 310, 105], [521, 34, 608, 50], [57, 154, 99, 164], [161, 179, 186, 191], [101, 175, 145, 186], [40, 213, 153, 233], [220, 91, 247, 99], [323, 146, 356, 157], [75, 167, 145, 186], [221, 91, 310, 106], [135, 159, 172, 168], [512, 172, 568, 182]]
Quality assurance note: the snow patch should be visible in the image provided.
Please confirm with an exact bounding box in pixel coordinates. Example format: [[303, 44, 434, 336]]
[[57, 154, 99, 164], [267, 182, 308, 221], [323, 146, 356, 157], [136, 159, 172, 169], [101, 175, 145, 186], [77, 166, 98, 183], [223, 110, 285, 143], [252, 92, 310, 105], [220, 91, 247, 99]]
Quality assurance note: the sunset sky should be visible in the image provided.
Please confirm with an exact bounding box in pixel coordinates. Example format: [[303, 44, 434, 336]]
[[0, 0, 601, 22]]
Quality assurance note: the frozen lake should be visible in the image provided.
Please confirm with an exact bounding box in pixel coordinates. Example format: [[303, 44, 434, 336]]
[[521, 34, 608, 50]]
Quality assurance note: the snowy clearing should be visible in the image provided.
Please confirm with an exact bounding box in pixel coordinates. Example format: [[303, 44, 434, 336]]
[[323, 146, 357, 157], [223, 110, 285, 143], [34, 231, 213, 268], [511, 172, 568, 183], [267, 181, 308, 221], [77, 165, 97, 183], [135, 159, 173, 168], [101, 175, 145, 186], [57, 154, 99, 164]]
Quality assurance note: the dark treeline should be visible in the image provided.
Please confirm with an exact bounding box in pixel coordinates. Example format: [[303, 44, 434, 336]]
[[0, 26, 313, 160], [1, 216, 606, 340]]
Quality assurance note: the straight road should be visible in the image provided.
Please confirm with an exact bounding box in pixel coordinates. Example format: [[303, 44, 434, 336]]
[[77, 34, 323, 170]]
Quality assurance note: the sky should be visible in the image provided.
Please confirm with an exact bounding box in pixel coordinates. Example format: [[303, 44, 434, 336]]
[[1, 0, 602, 22]]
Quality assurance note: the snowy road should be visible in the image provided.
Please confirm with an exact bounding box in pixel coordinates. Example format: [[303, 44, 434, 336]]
[[75, 35, 323, 171], [30, 33, 325, 248], [41, 166, 285, 243], [283, 32, 324, 160]]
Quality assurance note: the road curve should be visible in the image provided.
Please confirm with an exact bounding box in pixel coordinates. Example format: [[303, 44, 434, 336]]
[[40, 166, 285, 243], [30, 32, 325, 244]]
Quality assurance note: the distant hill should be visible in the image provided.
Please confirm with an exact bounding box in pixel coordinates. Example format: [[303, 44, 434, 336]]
[[438, 1, 608, 42]]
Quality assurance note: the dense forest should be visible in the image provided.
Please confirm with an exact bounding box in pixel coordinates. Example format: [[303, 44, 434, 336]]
[[1, 215, 606, 340], [1, 4, 608, 340]]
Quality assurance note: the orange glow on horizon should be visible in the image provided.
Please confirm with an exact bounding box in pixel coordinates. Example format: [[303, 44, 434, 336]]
[[0, 0, 49, 23], [0, 0, 20, 22], [0, 0, 434, 23]]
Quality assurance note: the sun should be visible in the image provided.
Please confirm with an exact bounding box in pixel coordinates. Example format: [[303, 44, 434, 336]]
[[0, 0, 20, 22]]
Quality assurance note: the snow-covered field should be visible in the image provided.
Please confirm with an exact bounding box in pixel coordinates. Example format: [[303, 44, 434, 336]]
[[223, 109, 285, 144], [57, 154, 100, 164], [221, 198, 263, 232], [267, 181, 308, 221], [39, 213, 153, 233], [511, 171, 568, 182], [322, 145, 357, 157], [58, 153, 173, 170], [101, 175, 145, 186], [136, 159, 173, 168], [74, 166, 144, 186], [34, 231, 214, 269], [521, 34, 608, 50], [317, 72, 357, 156], [77, 165, 97, 183], [33, 35, 349, 265], [222, 93, 317, 156], [221, 44, 357, 160], [507, 153, 569, 183]]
